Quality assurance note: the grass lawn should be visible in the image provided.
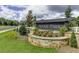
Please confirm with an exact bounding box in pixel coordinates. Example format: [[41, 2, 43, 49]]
[[0, 30, 57, 53]]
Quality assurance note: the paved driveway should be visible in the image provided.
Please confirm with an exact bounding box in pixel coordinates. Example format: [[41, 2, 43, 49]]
[[0, 26, 17, 33], [0, 26, 17, 31]]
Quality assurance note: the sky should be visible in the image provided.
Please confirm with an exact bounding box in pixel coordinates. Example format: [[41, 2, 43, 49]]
[[0, 5, 79, 21]]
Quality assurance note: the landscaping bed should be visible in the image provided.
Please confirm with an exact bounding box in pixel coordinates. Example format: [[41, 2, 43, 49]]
[[28, 29, 69, 48], [33, 29, 60, 37]]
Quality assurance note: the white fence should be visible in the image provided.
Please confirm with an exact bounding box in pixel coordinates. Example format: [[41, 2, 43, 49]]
[[71, 27, 79, 32]]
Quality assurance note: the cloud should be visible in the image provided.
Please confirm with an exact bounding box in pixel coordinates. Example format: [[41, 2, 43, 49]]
[[47, 5, 67, 13], [2, 5, 28, 21], [72, 10, 79, 17], [0, 5, 24, 21], [0, 6, 16, 19], [47, 5, 79, 13], [0, 5, 79, 21], [22, 6, 48, 17], [22, 5, 65, 20], [24, 5, 79, 20], [0, 6, 3, 11], [19, 5, 50, 20], [42, 5, 79, 20], [3, 5, 27, 11]]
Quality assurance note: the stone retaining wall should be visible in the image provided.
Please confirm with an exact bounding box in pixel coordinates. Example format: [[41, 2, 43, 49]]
[[27, 27, 79, 48], [28, 35, 69, 48], [27, 27, 70, 48]]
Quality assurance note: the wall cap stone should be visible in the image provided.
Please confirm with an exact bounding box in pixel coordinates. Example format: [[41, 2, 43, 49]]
[[30, 35, 69, 40]]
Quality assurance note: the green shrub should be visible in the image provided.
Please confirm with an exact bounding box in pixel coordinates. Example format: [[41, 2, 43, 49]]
[[70, 32, 77, 48], [19, 24, 27, 35], [59, 26, 67, 36]]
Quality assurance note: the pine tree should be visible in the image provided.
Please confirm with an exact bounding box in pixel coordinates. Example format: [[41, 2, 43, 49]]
[[70, 32, 77, 48], [65, 6, 72, 18], [26, 10, 33, 27]]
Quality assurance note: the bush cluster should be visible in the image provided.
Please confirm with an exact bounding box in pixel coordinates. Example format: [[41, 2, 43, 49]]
[[19, 24, 27, 35], [33, 30, 60, 37]]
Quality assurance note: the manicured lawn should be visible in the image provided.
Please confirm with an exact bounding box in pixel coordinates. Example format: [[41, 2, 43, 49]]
[[0, 30, 57, 53]]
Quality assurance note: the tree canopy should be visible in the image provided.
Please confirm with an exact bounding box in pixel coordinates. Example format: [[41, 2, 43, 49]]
[[26, 10, 36, 27], [65, 6, 72, 18], [26, 10, 33, 27], [0, 17, 19, 26]]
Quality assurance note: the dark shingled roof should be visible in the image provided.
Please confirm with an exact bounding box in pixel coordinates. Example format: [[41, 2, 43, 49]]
[[36, 17, 75, 23]]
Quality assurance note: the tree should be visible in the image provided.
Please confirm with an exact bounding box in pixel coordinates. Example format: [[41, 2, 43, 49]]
[[0, 19, 2, 25], [69, 18, 78, 27], [12, 20, 19, 26], [0, 17, 6, 25], [26, 10, 33, 27], [0, 17, 19, 26], [20, 20, 27, 25], [76, 16, 79, 26], [19, 24, 27, 35], [65, 6, 72, 18], [70, 32, 77, 48]]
